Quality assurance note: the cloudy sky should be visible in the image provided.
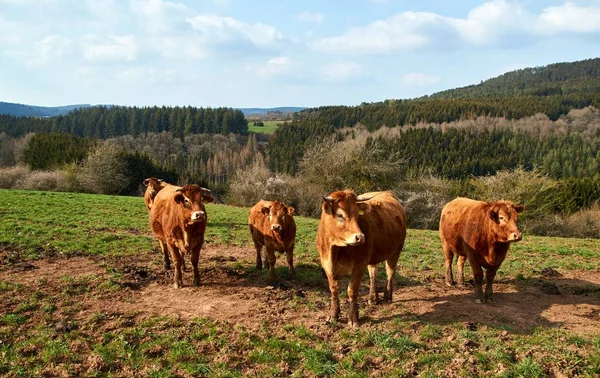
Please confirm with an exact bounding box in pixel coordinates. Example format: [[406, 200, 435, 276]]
[[1, 0, 599, 108]]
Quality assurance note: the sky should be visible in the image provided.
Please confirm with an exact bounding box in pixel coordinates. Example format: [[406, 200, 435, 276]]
[[0, 0, 599, 108]]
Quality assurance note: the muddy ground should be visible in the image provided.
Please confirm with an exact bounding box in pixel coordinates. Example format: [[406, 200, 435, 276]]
[[2, 244, 599, 335]]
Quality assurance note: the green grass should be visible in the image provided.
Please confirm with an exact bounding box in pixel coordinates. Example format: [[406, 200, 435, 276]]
[[247, 120, 284, 134], [1, 188, 600, 377]]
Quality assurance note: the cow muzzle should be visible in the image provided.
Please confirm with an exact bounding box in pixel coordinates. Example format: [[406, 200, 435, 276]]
[[346, 233, 365, 246], [190, 211, 206, 223], [509, 232, 522, 242], [271, 224, 282, 232]]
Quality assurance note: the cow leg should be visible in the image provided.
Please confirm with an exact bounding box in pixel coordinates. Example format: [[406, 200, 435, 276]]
[[325, 274, 340, 323], [254, 240, 263, 270], [168, 245, 184, 289], [468, 258, 485, 303], [367, 264, 379, 306], [484, 266, 498, 303], [347, 268, 364, 328], [383, 258, 398, 303], [191, 248, 200, 287], [285, 246, 295, 279], [181, 251, 188, 272], [159, 240, 171, 270], [457, 255, 466, 288], [442, 241, 454, 286], [266, 247, 277, 282]]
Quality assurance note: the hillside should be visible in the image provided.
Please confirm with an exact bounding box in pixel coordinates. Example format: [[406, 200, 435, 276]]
[[427, 57, 600, 99], [0, 101, 90, 117]]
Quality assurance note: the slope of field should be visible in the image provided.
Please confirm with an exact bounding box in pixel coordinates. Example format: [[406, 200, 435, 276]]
[[248, 120, 285, 134], [1, 189, 599, 376]]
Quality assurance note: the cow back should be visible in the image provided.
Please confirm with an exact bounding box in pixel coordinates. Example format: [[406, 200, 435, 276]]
[[358, 192, 407, 265]]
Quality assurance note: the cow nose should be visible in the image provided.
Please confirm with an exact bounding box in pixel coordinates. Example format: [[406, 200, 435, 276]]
[[354, 233, 365, 244], [191, 211, 205, 222], [513, 232, 522, 241], [271, 224, 282, 232]]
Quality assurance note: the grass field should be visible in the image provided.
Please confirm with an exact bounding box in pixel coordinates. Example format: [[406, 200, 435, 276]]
[[247, 121, 285, 134], [1, 189, 599, 377]]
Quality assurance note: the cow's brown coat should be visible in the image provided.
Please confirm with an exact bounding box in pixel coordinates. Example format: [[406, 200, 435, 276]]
[[149, 184, 214, 288], [248, 200, 296, 281], [143, 177, 169, 211], [316, 190, 407, 327], [439, 197, 524, 303]]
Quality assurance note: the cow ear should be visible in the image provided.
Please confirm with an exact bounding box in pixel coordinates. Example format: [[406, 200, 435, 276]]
[[174, 194, 185, 204], [488, 208, 499, 222], [322, 196, 334, 215], [514, 204, 525, 213], [357, 202, 371, 215], [143, 179, 150, 186], [202, 194, 215, 204], [261, 206, 271, 215], [286, 206, 295, 216], [157, 178, 163, 183]]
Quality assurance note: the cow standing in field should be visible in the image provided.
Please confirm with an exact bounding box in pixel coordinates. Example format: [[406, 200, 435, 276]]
[[248, 200, 296, 282], [316, 190, 407, 327], [149, 184, 214, 288], [439, 197, 524, 303], [143, 177, 169, 211]]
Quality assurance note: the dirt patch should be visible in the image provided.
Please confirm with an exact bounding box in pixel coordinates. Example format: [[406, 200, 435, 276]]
[[1, 245, 599, 335]]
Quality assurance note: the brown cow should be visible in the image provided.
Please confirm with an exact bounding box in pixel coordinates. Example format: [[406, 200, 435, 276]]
[[248, 200, 296, 282], [149, 184, 214, 288], [439, 197, 524, 303], [316, 190, 407, 327], [143, 177, 169, 211]]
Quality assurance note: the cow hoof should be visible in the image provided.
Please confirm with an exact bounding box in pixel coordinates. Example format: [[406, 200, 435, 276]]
[[383, 297, 392, 304], [348, 320, 360, 328], [444, 281, 454, 287], [486, 297, 495, 304], [474, 298, 484, 304], [193, 278, 200, 287], [173, 282, 182, 289], [164, 264, 171, 271]]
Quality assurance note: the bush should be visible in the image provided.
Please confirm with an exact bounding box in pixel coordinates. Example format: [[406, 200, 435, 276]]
[[13, 170, 69, 192], [226, 160, 298, 210], [0, 166, 30, 189], [564, 205, 600, 238], [79, 143, 130, 194], [394, 176, 464, 230]]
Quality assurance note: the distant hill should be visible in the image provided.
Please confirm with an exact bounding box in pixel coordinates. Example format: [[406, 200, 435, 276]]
[[426, 57, 600, 99], [0, 102, 305, 118], [238, 107, 306, 116], [0, 102, 90, 117]]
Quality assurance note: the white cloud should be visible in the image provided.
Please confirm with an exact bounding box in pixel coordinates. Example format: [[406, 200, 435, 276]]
[[312, 11, 453, 53], [256, 56, 293, 77], [187, 14, 285, 49], [537, 2, 600, 35], [297, 11, 324, 23], [152, 36, 209, 60], [129, 0, 189, 34], [312, 0, 600, 53], [401, 73, 439, 86], [81, 35, 137, 62], [321, 62, 363, 82], [27, 35, 72, 67]]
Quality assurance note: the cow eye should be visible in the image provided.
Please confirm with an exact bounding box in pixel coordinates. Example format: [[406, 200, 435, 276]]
[[499, 216, 505, 221], [335, 214, 344, 221]]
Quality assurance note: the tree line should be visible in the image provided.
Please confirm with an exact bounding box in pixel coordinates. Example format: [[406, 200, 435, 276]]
[[0, 106, 248, 138]]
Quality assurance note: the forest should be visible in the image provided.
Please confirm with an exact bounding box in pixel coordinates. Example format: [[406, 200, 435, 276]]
[[0, 58, 599, 237]]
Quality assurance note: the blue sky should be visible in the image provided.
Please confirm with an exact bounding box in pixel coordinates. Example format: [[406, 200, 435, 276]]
[[1, 0, 599, 108]]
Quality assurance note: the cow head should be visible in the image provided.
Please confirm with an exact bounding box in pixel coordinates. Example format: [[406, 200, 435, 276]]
[[174, 185, 215, 224], [321, 190, 373, 247], [488, 201, 525, 243], [261, 200, 294, 234], [143, 177, 164, 199]]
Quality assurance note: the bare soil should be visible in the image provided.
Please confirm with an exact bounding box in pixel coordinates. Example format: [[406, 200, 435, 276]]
[[2, 244, 599, 335]]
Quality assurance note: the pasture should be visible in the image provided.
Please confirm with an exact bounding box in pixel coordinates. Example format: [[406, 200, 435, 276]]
[[1, 189, 599, 377], [247, 121, 284, 134]]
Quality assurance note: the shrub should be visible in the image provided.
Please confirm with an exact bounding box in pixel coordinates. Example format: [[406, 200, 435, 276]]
[[13, 170, 68, 192], [22, 133, 94, 170], [470, 168, 559, 221], [226, 160, 298, 210], [564, 205, 600, 238], [79, 143, 130, 194], [0, 166, 30, 189]]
